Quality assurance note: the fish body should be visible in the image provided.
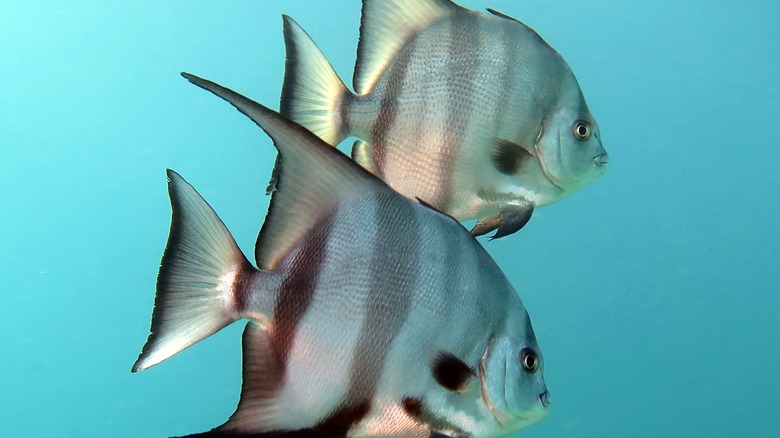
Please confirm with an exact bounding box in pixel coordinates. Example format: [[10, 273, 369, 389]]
[[133, 74, 549, 437], [278, 0, 609, 237]]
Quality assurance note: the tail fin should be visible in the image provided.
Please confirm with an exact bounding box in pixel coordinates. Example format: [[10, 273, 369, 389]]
[[280, 15, 351, 146], [132, 169, 253, 372]]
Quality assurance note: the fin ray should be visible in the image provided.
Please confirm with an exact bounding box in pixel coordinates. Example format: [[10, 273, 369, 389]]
[[491, 138, 534, 175], [280, 15, 351, 146], [132, 170, 251, 372]]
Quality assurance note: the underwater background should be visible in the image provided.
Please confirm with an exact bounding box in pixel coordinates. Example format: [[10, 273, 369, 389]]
[[2, 0, 778, 436]]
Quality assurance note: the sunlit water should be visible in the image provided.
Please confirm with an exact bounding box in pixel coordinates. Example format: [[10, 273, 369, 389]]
[[2, 1, 778, 436]]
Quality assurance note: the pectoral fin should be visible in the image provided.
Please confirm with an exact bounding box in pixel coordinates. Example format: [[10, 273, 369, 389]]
[[470, 202, 534, 239], [431, 351, 475, 393], [491, 138, 534, 175]]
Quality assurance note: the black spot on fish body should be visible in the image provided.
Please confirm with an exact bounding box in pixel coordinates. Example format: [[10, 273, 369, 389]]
[[491, 138, 534, 175], [432, 351, 475, 392], [311, 400, 372, 437], [402, 396, 423, 419]]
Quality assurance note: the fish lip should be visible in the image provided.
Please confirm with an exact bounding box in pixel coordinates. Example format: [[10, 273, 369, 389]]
[[593, 152, 609, 167]]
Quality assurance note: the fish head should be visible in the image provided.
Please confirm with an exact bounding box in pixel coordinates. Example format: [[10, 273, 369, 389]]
[[478, 314, 549, 432], [533, 80, 608, 196]]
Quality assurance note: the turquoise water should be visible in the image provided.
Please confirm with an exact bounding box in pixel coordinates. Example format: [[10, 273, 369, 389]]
[[2, 0, 778, 436]]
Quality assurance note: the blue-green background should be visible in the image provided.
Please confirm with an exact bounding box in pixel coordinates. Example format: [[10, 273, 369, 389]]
[[2, 1, 778, 436]]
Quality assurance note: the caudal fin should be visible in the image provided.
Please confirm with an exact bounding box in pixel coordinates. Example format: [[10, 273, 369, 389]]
[[280, 15, 351, 146], [132, 170, 254, 372]]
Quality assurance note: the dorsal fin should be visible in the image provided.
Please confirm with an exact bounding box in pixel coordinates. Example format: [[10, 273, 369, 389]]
[[486, 8, 521, 23], [354, 0, 460, 94], [181, 73, 385, 270]]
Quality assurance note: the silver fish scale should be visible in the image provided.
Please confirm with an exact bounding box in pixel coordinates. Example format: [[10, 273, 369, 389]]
[[249, 190, 516, 432], [350, 10, 570, 219]]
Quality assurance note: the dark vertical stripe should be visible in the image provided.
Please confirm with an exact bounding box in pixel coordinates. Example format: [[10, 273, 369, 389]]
[[270, 207, 337, 386], [232, 258, 257, 314], [433, 10, 482, 211], [337, 193, 421, 423], [339, 90, 352, 138], [370, 37, 417, 175], [311, 400, 371, 437]]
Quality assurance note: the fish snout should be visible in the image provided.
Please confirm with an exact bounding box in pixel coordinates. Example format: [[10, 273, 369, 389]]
[[539, 390, 552, 407], [593, 152, 609, 167]]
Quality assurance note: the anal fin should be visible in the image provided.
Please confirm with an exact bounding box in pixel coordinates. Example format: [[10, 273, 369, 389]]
[[351, 139, 377, 175], [207, 322, 285, 436]]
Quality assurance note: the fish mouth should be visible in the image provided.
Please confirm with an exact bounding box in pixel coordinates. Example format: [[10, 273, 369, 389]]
[[593, 152, 609, 167]]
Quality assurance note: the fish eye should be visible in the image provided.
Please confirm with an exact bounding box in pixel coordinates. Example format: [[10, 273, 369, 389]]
[[573, 121, 591, 141], [520, 348, 539, 373]]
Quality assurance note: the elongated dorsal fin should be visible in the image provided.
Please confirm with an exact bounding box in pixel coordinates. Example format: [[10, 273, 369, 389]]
[[354, 0, 459, 94], [486, 7, 521, 23], [182, 73, 385, 270]]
